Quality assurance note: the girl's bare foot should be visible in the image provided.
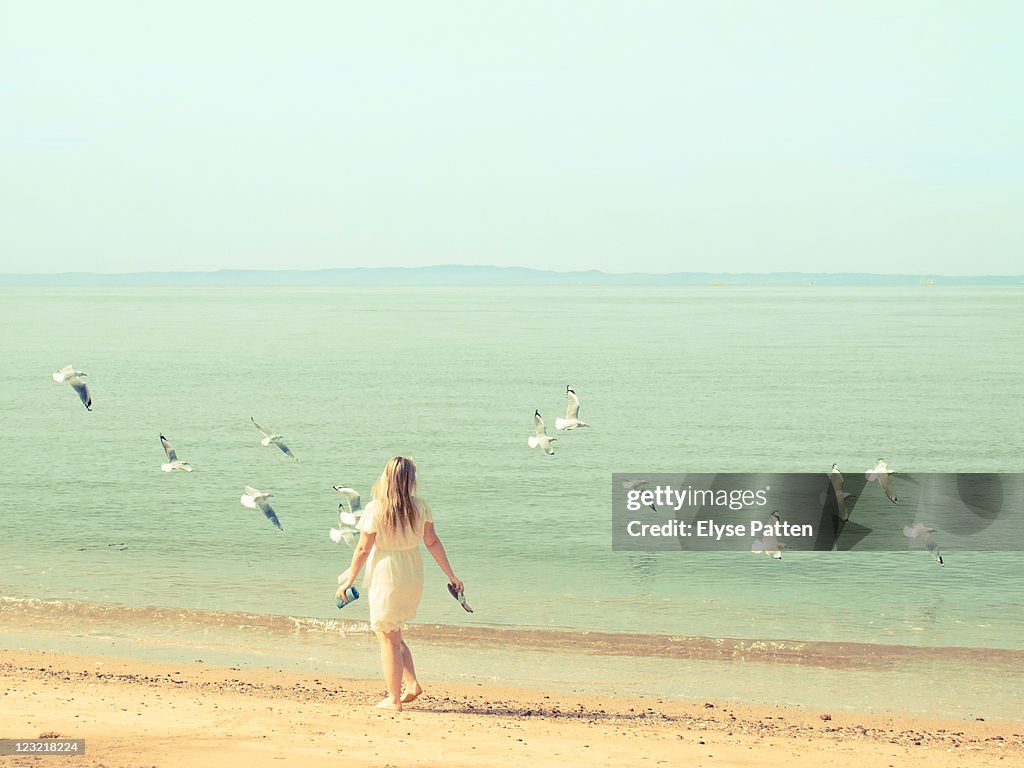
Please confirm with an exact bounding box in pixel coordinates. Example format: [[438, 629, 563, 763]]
[[400, 684, 423, 704], [375, 697, 402, 711]]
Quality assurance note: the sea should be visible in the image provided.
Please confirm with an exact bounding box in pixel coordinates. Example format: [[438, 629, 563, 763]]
[[2, 284, 1022, 719]]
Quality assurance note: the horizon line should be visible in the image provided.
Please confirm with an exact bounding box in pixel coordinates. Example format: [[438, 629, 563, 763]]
[[2, 264, 1023, 279]]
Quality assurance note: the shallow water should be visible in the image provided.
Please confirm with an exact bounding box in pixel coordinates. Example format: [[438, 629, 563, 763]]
[[3, 285, 1022, 717]]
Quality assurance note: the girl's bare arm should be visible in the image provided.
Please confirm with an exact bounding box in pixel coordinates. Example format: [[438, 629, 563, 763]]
[[423, 521, 462, 591], [337, 531, 376, 597]]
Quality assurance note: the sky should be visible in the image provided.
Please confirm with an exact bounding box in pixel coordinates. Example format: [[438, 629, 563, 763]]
[[1, 1, 1021, 275]]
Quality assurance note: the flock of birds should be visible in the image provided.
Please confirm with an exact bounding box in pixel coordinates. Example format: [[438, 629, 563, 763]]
[[53, 365, 943, 565], [526, 383, 944, 566], [53, 363, 308, 535], [329, 384, 593, 549], [623, 459, 944, 566], [757, 459, 943, 564], [528, 385, 589, 455], [52, 362, 478, 615], [835, 459, 943, 565], [51, 366, 591, 550]]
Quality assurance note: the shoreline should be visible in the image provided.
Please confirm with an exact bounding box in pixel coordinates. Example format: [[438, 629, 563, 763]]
[[2, 648, 1021, 767], [6, 593, 1023, 665]]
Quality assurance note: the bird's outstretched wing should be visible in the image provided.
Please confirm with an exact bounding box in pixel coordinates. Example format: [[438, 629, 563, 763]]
[[251, 417, 273, 437], [160, 434, 177, 462], [257, 499, 283, 530], [565, 387, 581, 420], [68, 375, 92, 410], [533, 411, 548, 437]]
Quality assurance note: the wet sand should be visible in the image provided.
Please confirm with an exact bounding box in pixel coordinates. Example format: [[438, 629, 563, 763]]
[[1, 649, 1021, 767]]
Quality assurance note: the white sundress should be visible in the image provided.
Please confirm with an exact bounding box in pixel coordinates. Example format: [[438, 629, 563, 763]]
[[357, 497, 433, 633]]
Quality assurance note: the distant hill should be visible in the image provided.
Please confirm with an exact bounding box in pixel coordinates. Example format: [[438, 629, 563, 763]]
[[0, 265, 1021, 286]]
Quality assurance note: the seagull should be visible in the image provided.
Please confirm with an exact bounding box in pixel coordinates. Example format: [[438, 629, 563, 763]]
[[867, 458, 898, 503], [331, 526, 359, 548], [332, 485, 363, 525], [330, 485, 362, 548], [752, 510, 789, 559], [52, 364, 92, 411], [251, 417, 297, 460], [555, 385, 590, 430], [240, 485, 283, 530], [528, 411, 557, 455], [830, 464, 855, 521], [622, 479, 658, 512], [159, 434, 193, 472], [903, 523, 944, 566]]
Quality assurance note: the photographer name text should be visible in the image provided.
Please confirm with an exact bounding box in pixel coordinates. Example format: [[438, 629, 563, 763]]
[[625, 519, 813, 540]]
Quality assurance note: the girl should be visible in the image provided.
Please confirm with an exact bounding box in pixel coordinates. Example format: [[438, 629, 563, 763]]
[[337, 456, 463, 710]]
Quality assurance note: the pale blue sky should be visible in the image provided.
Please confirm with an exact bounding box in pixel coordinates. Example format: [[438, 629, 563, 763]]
[[2, 1, 1021, 274]]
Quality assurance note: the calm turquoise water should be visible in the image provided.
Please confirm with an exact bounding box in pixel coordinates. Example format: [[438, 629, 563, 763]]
[[2, 286, 1022, 717]]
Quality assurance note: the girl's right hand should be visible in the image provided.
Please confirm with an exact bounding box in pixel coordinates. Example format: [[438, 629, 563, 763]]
[[449, 577, 464, 593], [337, 569, 355, 597]]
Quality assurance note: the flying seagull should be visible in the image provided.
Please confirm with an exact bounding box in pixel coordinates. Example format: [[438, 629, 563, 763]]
[[52, 364, 92, 411], [867, 458, 898, 503], [555, 385, 590, 430], [240, 485, 283, 530], [251, 417, 297, 460], [903, 523, 944, 566], [330, 485, 363, 548], [159, 434, 193, 472], [528, 411, 557, 455], [752, 510, 789, 560]]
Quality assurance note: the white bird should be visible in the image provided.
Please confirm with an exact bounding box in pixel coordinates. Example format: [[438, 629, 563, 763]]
[[528, 411, 557, 455], [251, 417, 297, 460], [903, 523, 944, 566], [329, 485, 362, 548], [867, 458, 898, 503], [622, 479, 657, 512], [332, 485, 362, 525], [555, 385, 590, 430], [240, 485, 283, 530], [159, 434, 193, 472], [52, 364, 92, 411], [751, 539, 786, 559], [331, 526, 359, 548], [752, 510, 789, 559]]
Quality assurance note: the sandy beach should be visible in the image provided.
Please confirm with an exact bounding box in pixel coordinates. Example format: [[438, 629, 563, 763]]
[[1, 649, 1021, 768]]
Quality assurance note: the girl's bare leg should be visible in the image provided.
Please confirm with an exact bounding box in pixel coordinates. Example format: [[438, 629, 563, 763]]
[[399, 640, 422, 703], [376, 629, 403, 710]]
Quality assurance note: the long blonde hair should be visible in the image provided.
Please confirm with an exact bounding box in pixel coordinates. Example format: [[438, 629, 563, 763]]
[[372, 456, 419, 534]]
